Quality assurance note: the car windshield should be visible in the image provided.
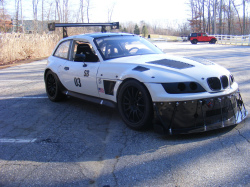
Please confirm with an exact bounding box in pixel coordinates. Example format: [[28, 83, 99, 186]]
[[94, 35, 164, 60]]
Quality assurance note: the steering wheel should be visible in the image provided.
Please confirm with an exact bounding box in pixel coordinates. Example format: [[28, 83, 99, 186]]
[[128, 47, 139, 53]]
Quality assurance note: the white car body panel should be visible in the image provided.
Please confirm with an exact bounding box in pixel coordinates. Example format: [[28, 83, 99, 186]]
[[59, 61, 100, 97]]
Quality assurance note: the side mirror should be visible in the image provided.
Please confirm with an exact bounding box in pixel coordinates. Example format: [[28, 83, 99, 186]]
[[74, 54, 86, 62]]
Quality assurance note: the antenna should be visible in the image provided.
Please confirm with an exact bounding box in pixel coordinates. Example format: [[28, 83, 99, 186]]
[[48, 22, 119, 38]]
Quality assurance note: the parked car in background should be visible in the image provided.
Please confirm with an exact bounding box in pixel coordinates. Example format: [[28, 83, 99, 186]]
[[188, 33, 217, 44]]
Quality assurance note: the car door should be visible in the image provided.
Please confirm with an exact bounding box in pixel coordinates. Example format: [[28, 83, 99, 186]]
[[60, 40, 101, 98], [202, 33, 210, 42], [197, 33, 202, 41]]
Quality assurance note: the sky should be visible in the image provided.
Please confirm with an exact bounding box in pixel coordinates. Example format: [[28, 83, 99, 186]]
[[92, 0, 190, 23], [4, 0, 190, 24]]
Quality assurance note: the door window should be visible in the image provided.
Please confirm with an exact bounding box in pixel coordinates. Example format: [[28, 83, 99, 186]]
[[191, 33, 197, 37], [72, 41, 99, 62]]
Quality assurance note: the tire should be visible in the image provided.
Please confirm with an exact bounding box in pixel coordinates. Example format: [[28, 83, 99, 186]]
[[210, 39, 216, 44], [191, 39, 197, 44], [117, 80, 153, 130], [45, 70, 64, 102]]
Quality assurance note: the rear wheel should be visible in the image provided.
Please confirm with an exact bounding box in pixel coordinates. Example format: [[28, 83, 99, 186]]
[[118, 80, 153, 130], [45, 70, 64, 102], [191, 39, 198, 44]]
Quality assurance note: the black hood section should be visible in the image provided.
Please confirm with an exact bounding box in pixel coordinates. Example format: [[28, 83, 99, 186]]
[[146, 59, 194, 69], [184, 57, 214, 65]]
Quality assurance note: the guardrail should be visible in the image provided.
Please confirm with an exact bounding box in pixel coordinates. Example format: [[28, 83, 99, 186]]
[[210, 34, 250, 46]]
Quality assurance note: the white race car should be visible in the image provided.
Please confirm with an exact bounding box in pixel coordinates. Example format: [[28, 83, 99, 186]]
[[44, 33, 247, 135]]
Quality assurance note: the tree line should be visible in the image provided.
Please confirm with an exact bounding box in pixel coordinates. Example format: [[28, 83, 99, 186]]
[[188, 0, 250, 35], [1, 0, 249, 36]]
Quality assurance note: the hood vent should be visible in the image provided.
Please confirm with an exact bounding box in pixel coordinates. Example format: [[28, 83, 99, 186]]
[[146, 59, 194, 69]]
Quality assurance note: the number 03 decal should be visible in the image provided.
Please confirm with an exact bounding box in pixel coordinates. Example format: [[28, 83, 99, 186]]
[[74, 77, 81, 87]]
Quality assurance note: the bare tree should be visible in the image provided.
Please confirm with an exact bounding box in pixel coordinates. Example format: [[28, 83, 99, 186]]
[[232, 0, 242, 34], [79, 0, 84, 23], [202, 0, 205, 32], [243, 0, 245, 35], [213, 0, 217, 34], [227, 0, 231, 35], [41, 0, 44, 32], [32, 0, 39, 32], [219, 0, 223, 34], [47, 2, 53, 21], [55, 0, 61, 22], [208, 0, 211, 33], [86, 0, 90, 23], [107, 2, 116, 22]]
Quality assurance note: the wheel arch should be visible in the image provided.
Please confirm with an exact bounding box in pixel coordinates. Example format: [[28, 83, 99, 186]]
[[44, 68, 67, 94], [116, 78, 153, 104], [44, 68, 52, 82]]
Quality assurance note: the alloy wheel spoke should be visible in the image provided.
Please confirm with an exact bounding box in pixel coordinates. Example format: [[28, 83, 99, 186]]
[[135, 111, 140, 120], [127, 89, 132, 99], [137, 107, 144, 115]]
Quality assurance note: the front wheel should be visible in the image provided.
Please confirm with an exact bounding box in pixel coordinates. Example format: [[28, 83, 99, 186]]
[[210, 39, 216, 44], [117, 80, 153, 130]]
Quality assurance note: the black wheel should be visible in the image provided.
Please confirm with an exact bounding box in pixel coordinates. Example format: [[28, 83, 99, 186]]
[[191, 39, 197, 44], [210, 39, 216, 44], [118, 80, 153, 130], [45, 70, 64, 102]]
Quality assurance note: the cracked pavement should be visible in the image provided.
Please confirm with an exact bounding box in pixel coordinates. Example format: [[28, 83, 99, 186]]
[[0, 42, 250, 187]]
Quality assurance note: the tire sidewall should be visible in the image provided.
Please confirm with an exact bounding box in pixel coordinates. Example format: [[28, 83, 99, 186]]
[[117, 80, 153, 130], [45, 70, 61, 101], [210, 39, 216, 44], [191, 40, 197, 44]]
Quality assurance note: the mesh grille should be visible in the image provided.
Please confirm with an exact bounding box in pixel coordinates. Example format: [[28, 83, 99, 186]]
[[207, 77, 221, 91], [221, 75, 228, 89]]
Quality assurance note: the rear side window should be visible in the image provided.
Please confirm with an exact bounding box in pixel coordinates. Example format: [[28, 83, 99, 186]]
[[198, 33, 201, 36], [54, 40, 71, 59], [191, 33, 197, 37]]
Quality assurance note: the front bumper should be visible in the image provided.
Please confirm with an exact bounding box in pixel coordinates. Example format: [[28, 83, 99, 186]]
[[153, 90, 248, 135]]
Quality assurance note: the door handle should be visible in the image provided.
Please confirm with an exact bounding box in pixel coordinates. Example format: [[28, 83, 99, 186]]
[[64, 67, 69, 70]]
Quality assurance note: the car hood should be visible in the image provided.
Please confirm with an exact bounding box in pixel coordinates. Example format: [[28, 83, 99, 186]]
[[102, 54, 229, 83]]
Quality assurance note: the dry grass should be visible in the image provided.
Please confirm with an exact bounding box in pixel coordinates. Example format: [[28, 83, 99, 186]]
[[0, 33, 60, 65]]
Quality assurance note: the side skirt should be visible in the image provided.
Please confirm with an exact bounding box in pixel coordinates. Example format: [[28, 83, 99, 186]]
[[62, 90, 117, 108]]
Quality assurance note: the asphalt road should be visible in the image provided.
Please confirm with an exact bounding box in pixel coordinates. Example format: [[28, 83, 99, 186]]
[[0, 42, 250, 187]]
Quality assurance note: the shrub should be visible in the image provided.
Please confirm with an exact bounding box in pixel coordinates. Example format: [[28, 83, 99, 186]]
[[0, 33, 60, 65]]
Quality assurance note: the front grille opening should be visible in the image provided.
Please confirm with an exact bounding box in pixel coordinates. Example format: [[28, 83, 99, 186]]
[[221, 75, 228, 89], [207, 77, 221, 91]]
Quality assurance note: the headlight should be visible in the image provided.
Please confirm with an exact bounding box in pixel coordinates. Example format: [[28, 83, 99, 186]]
[[161, 82, 206, 94]]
